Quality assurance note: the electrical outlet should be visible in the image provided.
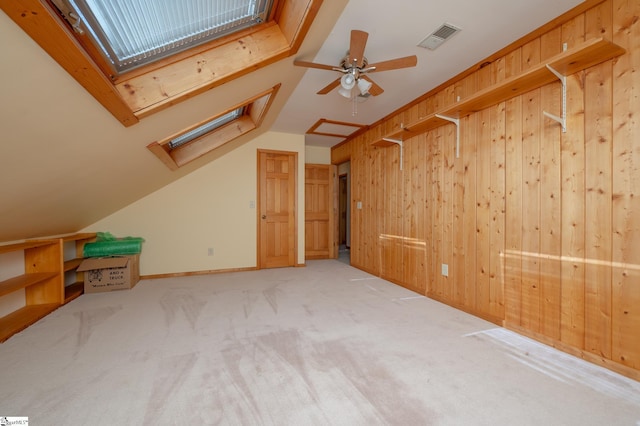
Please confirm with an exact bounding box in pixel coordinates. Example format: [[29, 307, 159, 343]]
[[442, 263, 449, 277], [208, 248, 214, 256]]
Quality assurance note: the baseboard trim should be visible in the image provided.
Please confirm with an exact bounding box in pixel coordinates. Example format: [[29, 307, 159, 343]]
[[141, 266, 258, 280]]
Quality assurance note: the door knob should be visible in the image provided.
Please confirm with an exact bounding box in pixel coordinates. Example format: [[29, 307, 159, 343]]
[[262, 215, 267, 219]]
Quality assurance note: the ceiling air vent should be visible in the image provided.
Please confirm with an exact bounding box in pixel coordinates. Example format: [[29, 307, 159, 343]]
[[417, 23, 461, 50]]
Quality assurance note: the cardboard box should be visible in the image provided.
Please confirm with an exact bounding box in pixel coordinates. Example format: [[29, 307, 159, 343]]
[[77, 255, 140, 293]]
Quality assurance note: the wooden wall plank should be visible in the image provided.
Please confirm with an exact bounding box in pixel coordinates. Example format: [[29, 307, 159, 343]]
[[490, 95, 507, 320], [504, 48, 524, 328], [560, 13, 587, 350], [539, 27, 563, 341], [584, 0, 614, 360], [370, 144, 382, 274], [520, 38, 542, 333], [475, 64, 493, 317], [452, 131, 466, 304], [431, 128, 444, 298], [403, 135, 427, 294], [612, 0, 640, 369], [424, 132, 435, 295], [380, 140, 398, 282], [476, 107, 492, 316], [463, 114, 478, 309], [453, 74, 476, 305], [442, 121, 455, 301]]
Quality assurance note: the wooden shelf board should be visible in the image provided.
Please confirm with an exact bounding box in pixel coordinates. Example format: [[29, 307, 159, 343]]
[[547, 36, 626, 75], [64, 282, 84, 304], [436, 38, 625, 120], [64, 258, 83, 272], [0, 303, 59, 343], [406, 114, 453, 135], [373, 137, 403, 147], [0, 272, 58, 298], [61, 233, 96, 242], [372, 37, 625, 146], [0, 239, 57, 255], [372, 139, 398, 147]]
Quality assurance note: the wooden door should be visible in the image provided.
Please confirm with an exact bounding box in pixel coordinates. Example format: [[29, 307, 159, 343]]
[[305, 164, 337, 259], [258, 150, 297, 268]]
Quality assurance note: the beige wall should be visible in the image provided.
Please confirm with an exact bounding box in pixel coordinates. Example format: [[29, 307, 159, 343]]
[[85, 131, 306, 276], [304, 145, 331, 164]]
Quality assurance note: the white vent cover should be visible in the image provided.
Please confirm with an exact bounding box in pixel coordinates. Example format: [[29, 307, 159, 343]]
[[418, 23, 461, 50]]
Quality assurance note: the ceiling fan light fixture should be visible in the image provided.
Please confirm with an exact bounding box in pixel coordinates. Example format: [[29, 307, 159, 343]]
[[357, 78, 372, 95], [340, 73, 356, 90], [338, 86, 353, 98]]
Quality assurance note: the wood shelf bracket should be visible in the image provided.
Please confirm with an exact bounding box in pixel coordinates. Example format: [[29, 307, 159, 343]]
[[382, 137, 404, 170], [435, 114, 460, 158], [543, 64, 567, 133]]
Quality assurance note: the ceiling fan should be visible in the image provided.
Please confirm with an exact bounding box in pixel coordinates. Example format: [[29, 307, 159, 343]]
[[294, 29, 418, 99]]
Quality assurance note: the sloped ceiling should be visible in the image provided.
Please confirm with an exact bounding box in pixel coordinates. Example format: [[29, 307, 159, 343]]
[[0, 0, 348, 243], [274, 0, 584, 146], [0, 0, 583, 243]]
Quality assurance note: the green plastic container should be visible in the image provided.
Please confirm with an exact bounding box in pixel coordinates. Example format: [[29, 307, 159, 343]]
[[83, 232, 144, 257]]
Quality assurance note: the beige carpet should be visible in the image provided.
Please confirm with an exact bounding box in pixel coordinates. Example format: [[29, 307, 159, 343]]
[[1, 260, 639, 425]]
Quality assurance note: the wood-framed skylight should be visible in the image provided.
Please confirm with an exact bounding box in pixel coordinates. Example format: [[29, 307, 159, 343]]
[[1, 0, 322, 126], [147, 84, 280, 170], [49, 0, 276, 76]]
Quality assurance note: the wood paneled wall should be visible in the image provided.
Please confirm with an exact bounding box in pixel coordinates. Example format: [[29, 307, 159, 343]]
[[331, 0, 639, 379]]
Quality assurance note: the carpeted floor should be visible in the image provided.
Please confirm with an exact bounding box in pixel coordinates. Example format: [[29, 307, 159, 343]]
[[1, 259, 639, 425]]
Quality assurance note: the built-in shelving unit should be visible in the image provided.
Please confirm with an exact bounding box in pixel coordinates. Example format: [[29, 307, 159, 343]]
[[372, 37, 626, 151], [62, 233, 96, 304], [0, 233, 97, 342], [0, 239, 62, 342]]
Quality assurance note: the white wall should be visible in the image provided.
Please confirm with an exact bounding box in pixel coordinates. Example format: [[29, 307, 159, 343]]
[[84, 131, 306, 276]]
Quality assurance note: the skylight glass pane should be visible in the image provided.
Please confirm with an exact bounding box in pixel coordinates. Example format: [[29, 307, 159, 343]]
[[169, 107, 244, 149], [66, 0, 271, 74]]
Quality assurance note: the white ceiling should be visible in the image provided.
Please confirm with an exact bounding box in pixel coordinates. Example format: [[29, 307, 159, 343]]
[[272, 0, 584, 147]]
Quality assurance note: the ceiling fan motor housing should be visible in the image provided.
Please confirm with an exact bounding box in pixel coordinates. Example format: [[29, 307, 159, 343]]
[[341, 55, 368, 73]]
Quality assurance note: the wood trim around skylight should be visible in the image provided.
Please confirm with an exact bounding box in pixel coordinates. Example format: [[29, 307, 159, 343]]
[[0, 0, 322, 127], [147, 84, 281, 170]]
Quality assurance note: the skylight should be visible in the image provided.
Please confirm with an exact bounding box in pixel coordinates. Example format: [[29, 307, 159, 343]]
[[51, 0, 274, 74], [147, 84, 280, 170], [168, 108, 244, 150]]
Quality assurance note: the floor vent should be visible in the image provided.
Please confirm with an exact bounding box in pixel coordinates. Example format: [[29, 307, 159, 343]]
[[417, 23, 461, 50]]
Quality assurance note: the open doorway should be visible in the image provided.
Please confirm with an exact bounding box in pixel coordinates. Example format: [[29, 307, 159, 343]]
[[338, 161, 350, 265]]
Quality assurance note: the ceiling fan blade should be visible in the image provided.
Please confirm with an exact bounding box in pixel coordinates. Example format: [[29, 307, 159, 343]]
[[294, 60, 338, 71], [317, 77, 342, 95], [349, 30, 369, 67], [367, 55, 418, 72], [360, 75, 384, 96]]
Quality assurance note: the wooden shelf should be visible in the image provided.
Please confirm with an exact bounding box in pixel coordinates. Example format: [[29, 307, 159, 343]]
[[61, 232, 96, 305], [0, 272, 58, 298], [0, 233, 97, 341], [64, 282, 84, 304], [64, 258, 83, 272], [0, 240, 54, 254], [0, 304, 59, 343], [61, 232, 96, 243], [372, 37, 626, 147]]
